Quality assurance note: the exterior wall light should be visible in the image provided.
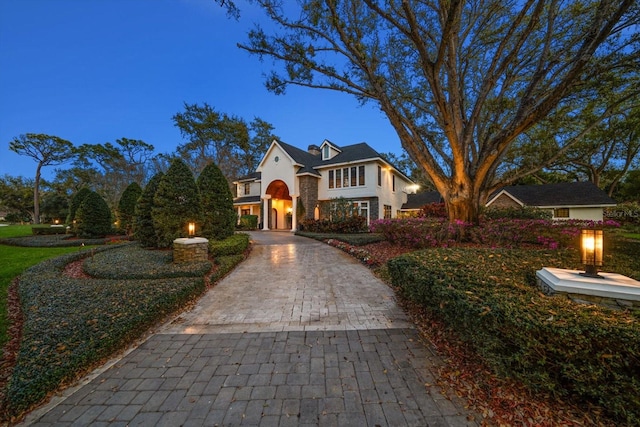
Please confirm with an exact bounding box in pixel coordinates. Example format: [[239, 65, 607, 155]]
[[188, 222, 195, 238], [580, 228, 603, 278]]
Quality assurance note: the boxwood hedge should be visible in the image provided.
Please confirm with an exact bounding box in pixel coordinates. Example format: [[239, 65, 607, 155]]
[[387, 246, 640, 424], [209, 233, 250, 257]]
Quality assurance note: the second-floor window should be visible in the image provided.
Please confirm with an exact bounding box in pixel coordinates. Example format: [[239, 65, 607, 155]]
[[244, 183, 251, 195], [328, 165, 366, 189]]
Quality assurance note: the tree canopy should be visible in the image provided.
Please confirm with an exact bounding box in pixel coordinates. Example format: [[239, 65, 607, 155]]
[[239, 0, 640, 223], [8, 133, 75, 223], [172, 102, 278, 180]]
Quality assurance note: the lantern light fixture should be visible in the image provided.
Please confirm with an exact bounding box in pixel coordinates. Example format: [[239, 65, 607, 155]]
[[579, 228, 603, 278], [188, 222, 195, 238]]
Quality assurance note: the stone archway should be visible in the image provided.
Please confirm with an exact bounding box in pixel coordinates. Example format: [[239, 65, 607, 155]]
[[264, 180, 292, 230]]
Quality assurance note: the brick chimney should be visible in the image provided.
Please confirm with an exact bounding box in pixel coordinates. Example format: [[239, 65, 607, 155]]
[[307, 144, 321, 155]]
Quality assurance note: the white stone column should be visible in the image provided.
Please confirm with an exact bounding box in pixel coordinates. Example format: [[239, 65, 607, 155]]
[[262, 195, 271, 230], [237, 206, 242, 224], [290, 195, 298, 232]]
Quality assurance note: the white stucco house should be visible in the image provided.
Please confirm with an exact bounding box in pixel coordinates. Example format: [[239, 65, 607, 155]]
[[233, 139, 416, 230]]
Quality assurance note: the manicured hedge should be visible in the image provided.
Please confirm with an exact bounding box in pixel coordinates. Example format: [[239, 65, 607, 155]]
[[31, 225, 67, 235], [0, 235, 124, 248], [3, 243, 243, 420], [209, 233, 250, 257], [387, 247, 640, 424]]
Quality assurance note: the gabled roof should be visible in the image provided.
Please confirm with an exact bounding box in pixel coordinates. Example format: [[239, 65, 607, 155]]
[[487, 182, 616, 208], [272, 139, 411, 181], [401, 191, 443, 210]]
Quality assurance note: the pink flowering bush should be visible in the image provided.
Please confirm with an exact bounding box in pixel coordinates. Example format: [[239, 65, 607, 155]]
[[370, 218, 620, 249]]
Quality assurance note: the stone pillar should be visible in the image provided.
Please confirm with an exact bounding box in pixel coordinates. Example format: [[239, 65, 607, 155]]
[[291, 194, 298, 232], [262, 195, 271, 230], [236, 206, 242, 224], [173, 237, 209, 263]]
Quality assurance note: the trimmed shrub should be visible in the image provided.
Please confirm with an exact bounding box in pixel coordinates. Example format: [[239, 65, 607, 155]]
[[66, 187, 92, 230], [31, 225, 67, 235], [152, 160, 203, 248], [238, 214, 258, 230], [117, 182, 143, 236], [75, 191, 113, 238], [300, 216, 368, 233], [387, 247, 640, 424], [197, 162, 236, 240], [209, 233, 250, 257], [134, 172, 164, 248]]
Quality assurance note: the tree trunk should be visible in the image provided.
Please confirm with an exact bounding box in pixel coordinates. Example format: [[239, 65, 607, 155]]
[[33, 163, 42, 224], [445, 194, 481, 225]]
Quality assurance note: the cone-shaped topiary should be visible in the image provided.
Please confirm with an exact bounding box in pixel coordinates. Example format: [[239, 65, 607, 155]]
[[152, 159, 203, 248], [117, 182, 143, 236], [197, 162, 236, 240], [134, 172, 164, 248], [75, 190, 113, 238], [66, 187, 92, 230]]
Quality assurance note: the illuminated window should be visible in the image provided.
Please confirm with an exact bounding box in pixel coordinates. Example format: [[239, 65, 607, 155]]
[[384, 205, 392, 219], [554, 208, 570, 218]]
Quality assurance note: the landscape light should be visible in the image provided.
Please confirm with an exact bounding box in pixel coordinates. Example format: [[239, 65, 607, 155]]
[[188, 222, 195, 238], [580, 228, 603, 278]]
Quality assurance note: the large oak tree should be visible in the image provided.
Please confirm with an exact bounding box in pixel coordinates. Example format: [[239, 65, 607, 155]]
[[238, 0, 639, 223]]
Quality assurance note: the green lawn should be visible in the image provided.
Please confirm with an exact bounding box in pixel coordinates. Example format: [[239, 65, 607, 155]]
[[0, 225, 88, 348]]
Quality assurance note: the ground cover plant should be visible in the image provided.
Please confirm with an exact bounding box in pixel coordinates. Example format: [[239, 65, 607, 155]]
[[0, 233, 249, 422], [387, 244, 640, 424], [0, 226, 101, 348]]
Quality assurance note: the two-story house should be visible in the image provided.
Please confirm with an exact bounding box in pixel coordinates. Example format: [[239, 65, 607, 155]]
[[233, 139, 416, 230]]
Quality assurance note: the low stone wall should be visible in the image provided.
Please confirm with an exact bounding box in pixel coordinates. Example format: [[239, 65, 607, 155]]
[[173, 237, 209, 263]]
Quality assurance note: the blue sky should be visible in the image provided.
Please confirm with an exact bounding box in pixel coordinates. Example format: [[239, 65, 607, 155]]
[[0, 0, 402, 181]]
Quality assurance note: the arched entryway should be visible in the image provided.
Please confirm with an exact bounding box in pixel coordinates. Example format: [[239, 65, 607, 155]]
[[264, 180, 293, 230]]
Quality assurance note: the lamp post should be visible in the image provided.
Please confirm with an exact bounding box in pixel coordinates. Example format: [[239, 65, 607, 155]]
[[188, 222, 195, 238], [580, 228, 603, 278]]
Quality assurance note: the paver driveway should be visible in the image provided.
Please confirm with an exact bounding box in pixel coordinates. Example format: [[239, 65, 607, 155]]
[[23, 232, 479, 426]]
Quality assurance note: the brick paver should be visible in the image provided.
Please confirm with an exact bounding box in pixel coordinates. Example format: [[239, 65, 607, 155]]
[[22, 232, 479, 426]]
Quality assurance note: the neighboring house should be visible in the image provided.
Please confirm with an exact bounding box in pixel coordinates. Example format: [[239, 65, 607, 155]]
[[233, 139, 416, 230], [486, 182, 616, 220], [399, 191, 442, 217], [402, 182, 616, 221]]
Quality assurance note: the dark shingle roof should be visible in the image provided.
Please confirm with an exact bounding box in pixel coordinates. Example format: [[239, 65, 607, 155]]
[[401, 191, 443, 210], [236, 172, 261, 182], [496, 182, 616, 207], [233, 195, 261, 205]]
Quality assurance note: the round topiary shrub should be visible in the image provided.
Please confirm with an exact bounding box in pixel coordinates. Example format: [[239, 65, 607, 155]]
[[75, 191, 113, 238], [152, 159, 203, 248], [134, 172, 164, 248], [197, 162, 236, 240], [117, 182, 143, 236]]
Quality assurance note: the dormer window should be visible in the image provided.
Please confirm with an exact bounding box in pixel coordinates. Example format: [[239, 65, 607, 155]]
[[322, 145, 330, 160]]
